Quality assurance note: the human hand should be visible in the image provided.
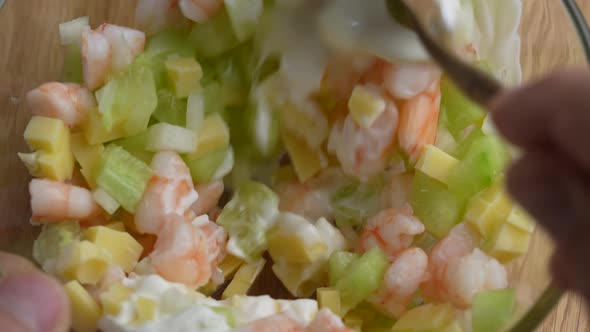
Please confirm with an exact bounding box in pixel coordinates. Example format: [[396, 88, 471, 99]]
[[491, 69, 590, 302], [0, 252, 69, 332]]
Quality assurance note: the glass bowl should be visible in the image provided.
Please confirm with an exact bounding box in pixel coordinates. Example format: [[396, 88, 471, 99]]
[[0, 0, 589, 331]]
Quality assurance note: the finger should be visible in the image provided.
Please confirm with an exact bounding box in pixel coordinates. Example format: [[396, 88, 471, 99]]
[[0, 253, 70, 332], [491, 69, 590, 170]]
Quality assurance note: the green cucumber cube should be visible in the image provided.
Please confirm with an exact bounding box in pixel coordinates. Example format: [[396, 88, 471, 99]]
[[190, 11, 240, 58], [185, 146, 234, 183], [329, 251, 360, 286], [472, 289, 516, 332], [331, 177, 385, 227], [152, 89, 188, 127], [441, 76, 485, 140], [62, 44, 83, 83]]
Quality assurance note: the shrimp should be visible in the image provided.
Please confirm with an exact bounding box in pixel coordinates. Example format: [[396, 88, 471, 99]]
[[358, 208, 425, 260], [135, 151, 199, 235], [304, 308, 354, 332], [327, 94, 399, 180], [96, 24, 146, 73], [135, 0, 188, 36], [26, 82, 96, 128], [81, 27, 112, 91], [193, 215, 227, 266], [149, 214, 213, 289], [178, 0, 224, 23], [383, 63, 442, 100], [29, 179, 99, 223], [233, 313, 303, 332], [191, 180, 224, 216], [397, 79, 442, 163], [276, 181, 333, 222], [369, 248, 429, 318]]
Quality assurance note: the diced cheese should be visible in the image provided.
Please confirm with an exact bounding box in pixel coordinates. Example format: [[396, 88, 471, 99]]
[[416, 145, 460, 185], [348, 85, 386, 129], [24, 116, 67, 152], [464, 192, 512, 238], [506, 205, 536, 233], [222, 259, 266, 299], [64, 280, 102, 332], [484, 222, 532, 264], [317, 288, 341, 316], [99, 283, 133, 316], [267, 213, 328, 264], [61, 241, 110, 285], [165, 57, 203, 98], [84, 226, 143, 272], [70, 132, 104, 173], [133, 296, 158, 325], [187, 114, 230, 160], [281, 130, 323, 182], [105, 221, 126, 232]]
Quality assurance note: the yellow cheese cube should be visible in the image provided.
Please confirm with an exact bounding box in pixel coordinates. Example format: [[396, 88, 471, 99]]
[[62, 241, 110, 285], [165, 57, 203, 98], [416, 145, 460, 185], [344, 315, 364, 332], [281, 130, 323, 182], [464, 191, 513, 238], [84, 226, 143, 272], [222, 259, 266, 299], [187, 114, 230, 160], [105, 221, 126, 232], [99, 283, 133, 316], [18, 152, 41, 177], [272, 262, 325, 298], [442, 321, 464, 332], [80, 168, 97, 189], [24, 116, 67, 152], [83, 107, 126, 145], [317, 288, 341, 316], [64, 280, 102, 332], [133, 296, 158, 325], [71, 132, 104, 173], [506, 206, 536, 233], [348, 85, 386, 129], [36, 130, 75, 181], [484, 222, 532, 264], [267, 213, 328, 264], [392, 303, 456, 332], [201, 255, 244, 295]]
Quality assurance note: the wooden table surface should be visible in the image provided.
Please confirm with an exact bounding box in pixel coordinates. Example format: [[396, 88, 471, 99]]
[[1, 0, 590, 331]]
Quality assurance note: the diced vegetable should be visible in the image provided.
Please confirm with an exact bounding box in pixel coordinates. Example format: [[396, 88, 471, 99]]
[[331, 177, 385, 227], [84, 226, 143, 272], [146, 122, 197, 153], [281, 129, 323, 182], [472, 289, 516, 332], [317, 288, 341, 316], [33, 221, 81, 272], [64, 280, 102, 332], [222, 259, 266, 299], [224, 0, 264, 42], [435, 125, 458, 154], [348, 85, 386, 129], [99, 283, 133, 316], [217, 181, 279, 261], [144, 28, 196, 57], [334, 247, 388, 315], [416, 145, 460, 185], [447, 135, 510, 199], [267, 213, 328, 264], [187, 113, 230, 159], [152, 89, 188, 126], [61, 241, 111, 285], [71, 133, 104, 174], [82, 107, 126, 145], [186, 93, 205, 132], [280, 102, 329, 150], [165, 57, 203, 98], [95, 145, 153, 212], [59, 17, 90, 45], [440, 76, 485, 139], [392, 303, 457, 332], [111, 131, 153, 164], [201, 255, 244, 295], [329, 251, 360, 286], [185, 146, 234, 183], [190, 11, 240, 58], [272, 261, 326, 297], [62, 44, 84, 83], [92, 188, 120, 215], [245, 99, 281, 158], [410, 171, 465, 239]]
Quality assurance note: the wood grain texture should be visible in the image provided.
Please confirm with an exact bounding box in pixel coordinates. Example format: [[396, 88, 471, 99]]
[[0, 0, 589, 331]]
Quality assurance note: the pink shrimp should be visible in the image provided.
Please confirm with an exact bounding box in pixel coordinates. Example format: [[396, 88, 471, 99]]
[[135, 151, 198, 235], [276, 181, 333, 222], [26, 82, 96, 128], [397, 79, 442, 163], [29, 179, 99, 223], [383, 63, 442, 100], [327, 95, 399, 180], [304, 308, 354, 332], [135, 0, 188, 36], [96, 24, 146, 73], [233, 313, 303, 332], [179, 0, 225, 23], [358, 208, 425, 260], [81, 27, 112, 91], [149, 214, 213, 289], [194, 215, 228, 266], [191, 180, 224, 216], [369, 248, 429, 318]]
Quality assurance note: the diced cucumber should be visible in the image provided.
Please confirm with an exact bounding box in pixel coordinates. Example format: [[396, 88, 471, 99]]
[[185, 146, 234, 183], [440, 76, 485, 139], [146, 123, 197, 154], [62, 44, 84, 83], [392, 303, 457, 332], [188, 113, 230, 159], [92, 188, 121, 215], [334, 247, 389, 315], [317, 288, 341, 316], [224, 0, 264, 42], [144, 28, 196, 58], [472, 289, 516, 332], [452, 127, 484, 160], [111, 131, 153, 164], [217, 181, 279, 261], [410, 171, 465, 239], [33, 221, 81, 272], [329, 251, 359, 286], [245, 99, 281, 158], [95, 145, 153, 213], [152, 89, 188, 127], [190, 11, 240, 58], [447, 135, 510, 199], [331, 177, 385, 227], [186, 93, 205, 132]]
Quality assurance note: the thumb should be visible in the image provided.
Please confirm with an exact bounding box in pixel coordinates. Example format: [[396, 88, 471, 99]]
[[0, 252, 70, 332]]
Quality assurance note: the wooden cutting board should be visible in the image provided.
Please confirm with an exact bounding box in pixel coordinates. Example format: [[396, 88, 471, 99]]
[[0, 0, 589, 331]]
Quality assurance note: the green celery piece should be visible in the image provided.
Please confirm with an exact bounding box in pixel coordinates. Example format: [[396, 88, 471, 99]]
[[410, 171, 466, 239], [212, 53, 249, 107], [152, 89, 188, 127], [217, 181, 279, 261], [447, 135, 510, 199], [329, 251, 360, 286], [334, 247, 389, 315], [190, 10, 240, 58], [224, 0, 264, 42], [441, 76, 486, 140], [472, 289, 516, 332], [112, 132, 154, 164], [452, 127, 484, 159], [95, 145, 153, 212], [245, 99, 281, 158], [184, 146, 233, 183], [33, 221, 80, 269], [331, 177, 385, 227], [62, 44, 83, 83], [144, 28, 196, 57]]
